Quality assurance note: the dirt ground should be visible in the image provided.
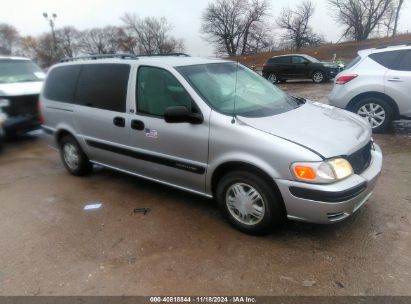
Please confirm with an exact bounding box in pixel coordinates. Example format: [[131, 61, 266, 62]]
[[0, 82, 410, 296]]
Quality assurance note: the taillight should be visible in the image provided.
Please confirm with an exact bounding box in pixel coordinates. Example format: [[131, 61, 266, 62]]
[[336, 74, 358, 85], [37, 99, 44, 125], [262, 63, 267, 68]]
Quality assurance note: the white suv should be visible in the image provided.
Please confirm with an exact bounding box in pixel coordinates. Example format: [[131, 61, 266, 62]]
[[329, 44, 411, 133]]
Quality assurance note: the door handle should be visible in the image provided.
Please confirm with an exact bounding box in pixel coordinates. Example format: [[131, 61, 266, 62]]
[[388, 77, 403, 82], [131, 119, 145, 131], [113, 116, 125, 127]]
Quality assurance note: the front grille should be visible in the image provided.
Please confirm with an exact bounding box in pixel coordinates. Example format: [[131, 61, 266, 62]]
[[345, 142, 372, 174], [0, 94, 39, 117]]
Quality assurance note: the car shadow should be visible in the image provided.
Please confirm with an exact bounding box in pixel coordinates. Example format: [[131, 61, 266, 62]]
[[91, 165, 357, 239], [0, 130, 43, 153]]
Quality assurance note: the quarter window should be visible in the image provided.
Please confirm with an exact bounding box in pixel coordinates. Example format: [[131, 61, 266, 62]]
[[395, 50, 411, 71], [136, 66, 193, 116], [43, 65, 81, 103], [345, 56, 361, 69], [369, 51, 402, 70], [75, 64, 130, 112]]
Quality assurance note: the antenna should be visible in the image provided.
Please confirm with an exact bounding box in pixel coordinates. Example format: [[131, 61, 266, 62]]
[[231, 54, 240, 124]]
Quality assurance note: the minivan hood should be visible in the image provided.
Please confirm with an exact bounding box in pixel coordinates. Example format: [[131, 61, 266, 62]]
[[238, 101, 371, 159], [0, 81, 43, 96]]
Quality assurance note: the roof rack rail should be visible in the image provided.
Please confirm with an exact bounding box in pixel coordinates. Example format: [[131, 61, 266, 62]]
[[375, 42, 411, 49], [136, 53, 190, 57], [60, 52, 190, 63]]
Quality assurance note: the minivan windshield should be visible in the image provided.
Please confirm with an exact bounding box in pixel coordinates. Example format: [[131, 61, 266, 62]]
[[0, 59, 45, 84], [176, 63, 301, 117]]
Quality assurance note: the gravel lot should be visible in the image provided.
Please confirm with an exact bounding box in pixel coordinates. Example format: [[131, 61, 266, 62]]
[[0, 82, 410, 296]]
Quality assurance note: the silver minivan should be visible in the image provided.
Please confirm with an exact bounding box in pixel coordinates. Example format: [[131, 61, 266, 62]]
[[41, 54, 383, 234]]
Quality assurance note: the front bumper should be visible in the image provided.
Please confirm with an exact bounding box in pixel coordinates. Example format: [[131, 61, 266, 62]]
[[326, 68, 340, 79], [276, 144, 383, 224]]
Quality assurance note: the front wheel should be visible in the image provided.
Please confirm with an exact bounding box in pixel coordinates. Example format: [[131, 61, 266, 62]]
[[351, 97, 393, 133], [59, 135, 93, 176], [312, 71, 325, 83], [216, 171, 284, 235]]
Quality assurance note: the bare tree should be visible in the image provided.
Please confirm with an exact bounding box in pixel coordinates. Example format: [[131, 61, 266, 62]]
[[19, 33, 63, 67], [381, 1, 396, 36], [246, 23, 274, 53], [240, 0, 271, 54], [121, 14, 185, 55], [277, 1, 323, 50], [329, 0, 393, 41], [79, 26, 119, 54], [201, 0, 271, 56], [116, 26, 139, 54], [0, 23, 20, 55], [392, 0, 405, 36], [55, 26, 81, 58]]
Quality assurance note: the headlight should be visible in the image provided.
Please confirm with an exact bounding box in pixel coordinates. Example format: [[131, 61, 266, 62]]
[[291, 158, 353, 184]]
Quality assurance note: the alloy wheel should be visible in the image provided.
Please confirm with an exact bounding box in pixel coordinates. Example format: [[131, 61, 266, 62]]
[[313, 71, 324, 83], [357, 103, 386, 129], [268, 73, 277, 84]]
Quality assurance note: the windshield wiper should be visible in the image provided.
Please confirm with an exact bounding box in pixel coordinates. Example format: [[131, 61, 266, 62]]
[[292, 96, 306, 106]]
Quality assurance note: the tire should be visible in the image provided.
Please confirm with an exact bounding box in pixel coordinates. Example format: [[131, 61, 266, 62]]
[[59, 135, 93, 176], [312, 70, 325, 83], [216, 171, 285, 235], [267, 73, 279, 84], [351, 97, 394, 133]]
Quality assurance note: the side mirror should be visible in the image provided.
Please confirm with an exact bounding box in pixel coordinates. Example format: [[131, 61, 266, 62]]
[[164, 106, 203, 124]]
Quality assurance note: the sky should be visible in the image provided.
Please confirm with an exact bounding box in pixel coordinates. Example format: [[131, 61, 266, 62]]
[[1, 0, 410, 56]]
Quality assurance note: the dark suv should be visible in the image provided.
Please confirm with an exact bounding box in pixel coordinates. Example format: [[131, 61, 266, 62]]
[[262, 54, 342, 84]]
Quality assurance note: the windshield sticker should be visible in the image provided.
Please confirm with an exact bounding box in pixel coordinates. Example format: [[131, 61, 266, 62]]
[[34, 72, 46, 79], [145, 128, 158, 139]]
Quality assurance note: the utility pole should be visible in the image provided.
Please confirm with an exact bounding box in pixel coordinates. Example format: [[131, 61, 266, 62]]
[[43, 12, 58, 54]]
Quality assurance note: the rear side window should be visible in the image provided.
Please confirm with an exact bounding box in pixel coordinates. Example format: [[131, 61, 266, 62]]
[[395, 50, 411, 71], [274, 56, 290, 64], [75, 64, 130, 112], [369, 51, 402, 69], [43, 65, 81, 103], [345, 56, 361, 69], [292, 56, 308, 64]]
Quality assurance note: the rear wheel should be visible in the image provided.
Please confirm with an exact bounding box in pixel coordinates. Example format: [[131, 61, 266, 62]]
[[312, 70, 325, 83], [216, 171, 284, 235], [267, 73, 279, 84], [59, 135, 93, 176], [351, 97, 393, 133]]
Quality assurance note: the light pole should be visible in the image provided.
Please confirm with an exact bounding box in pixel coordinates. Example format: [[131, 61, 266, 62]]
[[43, 12, 58, 54]]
